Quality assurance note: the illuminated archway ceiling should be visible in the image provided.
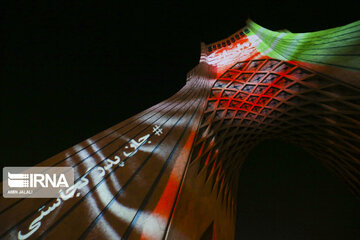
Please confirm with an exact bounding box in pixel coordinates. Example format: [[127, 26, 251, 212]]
[[191, 57, 360, 210]]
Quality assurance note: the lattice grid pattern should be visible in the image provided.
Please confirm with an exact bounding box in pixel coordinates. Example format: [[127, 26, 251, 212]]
[[191, 58, 360, 211]]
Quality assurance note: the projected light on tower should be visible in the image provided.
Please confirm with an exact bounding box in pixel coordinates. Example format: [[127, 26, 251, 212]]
[[1, 19, 360, 240]]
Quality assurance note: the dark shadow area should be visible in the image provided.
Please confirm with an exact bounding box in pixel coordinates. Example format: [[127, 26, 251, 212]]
[[236, 140, 360, 240], [2, 0, 359, 174]]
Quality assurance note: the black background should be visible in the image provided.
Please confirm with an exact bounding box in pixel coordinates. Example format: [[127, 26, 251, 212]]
[[2, 1, 359, 167], [2, 0, 360, 239]]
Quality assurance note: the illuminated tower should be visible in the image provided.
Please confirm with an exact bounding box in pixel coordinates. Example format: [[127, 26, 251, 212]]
[[1, 20, 360, 239]]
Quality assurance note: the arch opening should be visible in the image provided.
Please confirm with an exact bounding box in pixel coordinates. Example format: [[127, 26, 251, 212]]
[[235, 140, 360, 240]]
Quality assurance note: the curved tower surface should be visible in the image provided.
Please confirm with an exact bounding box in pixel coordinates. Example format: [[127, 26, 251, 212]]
[[1, 20, 360, 239]]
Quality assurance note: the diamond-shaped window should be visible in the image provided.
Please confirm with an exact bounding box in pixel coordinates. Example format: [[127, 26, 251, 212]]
[[242, 84, 255, 93], [267, 99, 280, 107], [273, 62, 295, 73], [210, 89, 222, 98], [260, 59, 280, 71], [262, 74, 280, 84], [235, 110, 246, 118], [218, 100, 229, 108], [249, 73, 265, 83], [231, 62, 247, 71], [213, 80, 229, 88], [288, 83, 308, 92], [247, 113, 257, 119], [221, 90, 237, 98], [252, 106, 262, 112], [220, 70, 239, 79], [253, 85, 267, 94], [236, 73, 252, 82], [247, 96, 258, 103], [260, 108, 271, 115], [229, 100, 242, 108], [276, 90, 292, 99], [227, 82, 243, 90], [234, 92, 248, 100], [264, 87, 280, 96], [225, 109, 235, 118], [257, 97, 270, 105], [288, 68, 312, 80], [274, 77, 293, 88], [241, 103, 252, 110], [245, 60, 265, 71]]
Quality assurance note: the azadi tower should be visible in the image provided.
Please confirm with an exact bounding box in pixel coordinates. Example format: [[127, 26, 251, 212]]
[[1, 19, 360, 239]]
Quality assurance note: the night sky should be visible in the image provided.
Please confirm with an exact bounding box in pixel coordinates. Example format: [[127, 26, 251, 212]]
[[2, 0, 360, 239]]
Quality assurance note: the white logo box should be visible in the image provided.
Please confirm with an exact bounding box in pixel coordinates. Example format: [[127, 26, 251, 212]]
[[3, 167, 74, 198]]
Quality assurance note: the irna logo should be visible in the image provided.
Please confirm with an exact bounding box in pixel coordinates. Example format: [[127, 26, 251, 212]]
[[8, 172, 69, 188], [3, 167, 74, 198]]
